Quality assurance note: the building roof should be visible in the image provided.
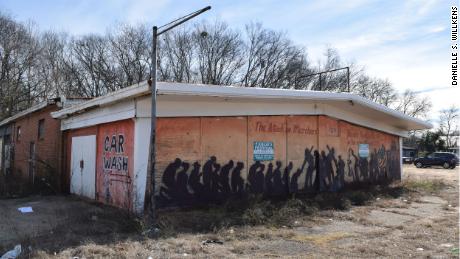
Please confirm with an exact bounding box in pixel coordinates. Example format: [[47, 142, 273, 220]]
[[0, 99, 59, 127], [51, 81, 432, 132], [0, 97, 90, 127]]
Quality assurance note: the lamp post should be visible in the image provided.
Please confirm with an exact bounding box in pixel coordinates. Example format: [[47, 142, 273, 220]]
[[146, 6, 211, 227], [298, 66, 350, 92]]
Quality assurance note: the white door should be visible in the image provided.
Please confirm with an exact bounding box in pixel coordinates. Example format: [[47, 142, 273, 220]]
[[70, 135, 96, 199]]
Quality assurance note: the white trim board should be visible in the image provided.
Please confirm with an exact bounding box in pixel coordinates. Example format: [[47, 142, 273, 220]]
[[53, 81, 432, 134]]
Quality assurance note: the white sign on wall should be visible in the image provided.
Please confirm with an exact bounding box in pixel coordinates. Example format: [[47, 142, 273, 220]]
[[358, 143, 369, 158]]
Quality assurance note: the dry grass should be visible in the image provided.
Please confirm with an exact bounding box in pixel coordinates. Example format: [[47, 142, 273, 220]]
[[401, 179, 447, 193], [291, 232, 353, 246], [2, 169, 457, 258]]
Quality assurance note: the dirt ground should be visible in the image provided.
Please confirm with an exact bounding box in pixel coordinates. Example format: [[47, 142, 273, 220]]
[[1, 165, 458, 258]]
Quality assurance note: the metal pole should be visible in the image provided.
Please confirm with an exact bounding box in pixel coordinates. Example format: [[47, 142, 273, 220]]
[[147, 26, 158, 225], [319, 73, 322, 91], [346, 67, 350, 92], [145, 6, 211, 229]]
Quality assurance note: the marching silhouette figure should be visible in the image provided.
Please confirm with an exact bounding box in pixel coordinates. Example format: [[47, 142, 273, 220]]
[[219, 160, 234, 199], [304, 146, 316, 190], [265, 163, 274, 195], [272, 161, 284, 196], [231, 162, 245, 195], [283, 162, 293, 195], [176, 161, 190, 204], [159, 158, 182, 202], [248, 161, 265, 194], [188, 161, 203, 200]]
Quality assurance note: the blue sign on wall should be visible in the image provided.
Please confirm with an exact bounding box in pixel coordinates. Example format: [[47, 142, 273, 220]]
[[253, 141, 274, 161], [358, 143, 369, 158]]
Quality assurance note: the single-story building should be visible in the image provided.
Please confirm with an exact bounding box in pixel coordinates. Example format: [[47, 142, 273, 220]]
[[0, 97, 86, 193], [51, 82, 431, 214]]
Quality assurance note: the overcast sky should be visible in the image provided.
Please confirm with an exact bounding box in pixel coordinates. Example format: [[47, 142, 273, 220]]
[[1, 0, 458, 124]]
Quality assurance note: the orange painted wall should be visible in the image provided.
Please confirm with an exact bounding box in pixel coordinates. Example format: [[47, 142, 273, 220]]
[[62, 114, 401, 210], [286, 116, 318, 192], [155, 115, 400, 207]]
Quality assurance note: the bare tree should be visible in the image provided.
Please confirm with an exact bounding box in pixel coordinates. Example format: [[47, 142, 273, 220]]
[[157, 28, 194, 83], [351, 75, 397, 106], [68, 35, 116, 97], [394, 89, 432, 118], [109, 24, 150, 87], [36, 31, 69, 98], [0, 13, 41, 119], [193, 21, 244, 85], [1, 14, 426, 121], [240, 23, 311, 89], [439, 106, 459, 148]]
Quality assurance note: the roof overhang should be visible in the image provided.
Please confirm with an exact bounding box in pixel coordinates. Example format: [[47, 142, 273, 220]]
[[0, 100, 59, 127], [51, 81, 432, 133]]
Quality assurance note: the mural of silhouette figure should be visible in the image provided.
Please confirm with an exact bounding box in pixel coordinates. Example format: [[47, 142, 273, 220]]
[[304, 146, 316, 190], [188, 161, 203, 200], [325, 145, 338, 191], [290, 159, 305, 194], [247, 161, 265, 194], [264, 163, 274, 195], [389, 142, 400, 180], [369, 149, 378, 183], [319, 151, 330, 191], [359, 156, 369, 182], [159, 158, 182, 202], [378, 145, 388, 181], [231, 162, 245, 195], [156, 140, 401, 208], [272, 161, 284, 196], [333, 155, 345, 190], [283, 162, 293, 195], [219, 160, 234, 198], [176, 161, 191, 204], [210, 161, 221, 198], [313, 150, 320, 191], [202, 157, 214, 192], [347, 148, 360, 182]]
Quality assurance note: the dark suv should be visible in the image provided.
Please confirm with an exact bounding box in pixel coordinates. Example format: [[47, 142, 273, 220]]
[[414, 152, 459, 169]]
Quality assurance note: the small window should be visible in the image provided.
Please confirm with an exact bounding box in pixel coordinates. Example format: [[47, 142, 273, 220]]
[[16, 126, 21, 142], [38, 119, 45, 140]]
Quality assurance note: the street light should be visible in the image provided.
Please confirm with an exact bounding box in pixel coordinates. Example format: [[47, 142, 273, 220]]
[[145, 6, 211, 227], [297, 66, 350, 92]]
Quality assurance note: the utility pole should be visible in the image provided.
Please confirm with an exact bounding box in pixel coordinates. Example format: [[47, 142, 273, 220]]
[[145, 6, 211, 229]]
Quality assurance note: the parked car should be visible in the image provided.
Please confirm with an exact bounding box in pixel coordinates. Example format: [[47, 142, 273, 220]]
[[414, 152, 459, 169], [402, 156, 414, 164]]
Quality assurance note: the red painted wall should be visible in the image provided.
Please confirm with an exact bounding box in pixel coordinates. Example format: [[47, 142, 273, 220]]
[[64, 119, 134, 210], [96, 120, 134, 209]]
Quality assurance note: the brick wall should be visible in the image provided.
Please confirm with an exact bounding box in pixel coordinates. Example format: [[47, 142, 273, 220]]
[[12, 105, 62, 189]]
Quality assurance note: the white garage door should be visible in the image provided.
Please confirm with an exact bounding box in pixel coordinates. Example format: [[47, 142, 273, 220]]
[[70, 135, 96, 199]]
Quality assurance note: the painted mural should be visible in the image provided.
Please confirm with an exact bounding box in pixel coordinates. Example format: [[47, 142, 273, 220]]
[[155, 115, 400, 208], [96, 120, 134, 210]]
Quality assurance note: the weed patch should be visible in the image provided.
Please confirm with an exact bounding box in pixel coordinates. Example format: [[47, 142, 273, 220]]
[[291, 232, 353, 246], [402, 179, 446, 193]]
